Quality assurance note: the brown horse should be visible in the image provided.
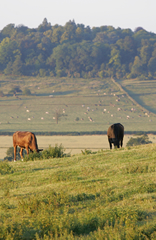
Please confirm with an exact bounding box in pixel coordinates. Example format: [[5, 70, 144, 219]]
[[13, 131, 43, 161]]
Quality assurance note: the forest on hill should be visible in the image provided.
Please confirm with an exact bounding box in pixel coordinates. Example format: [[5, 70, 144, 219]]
[[1, 18, 156, 79]]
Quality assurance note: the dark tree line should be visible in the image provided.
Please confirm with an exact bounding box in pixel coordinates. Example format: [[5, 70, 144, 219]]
[[0, 18, 156, 79]]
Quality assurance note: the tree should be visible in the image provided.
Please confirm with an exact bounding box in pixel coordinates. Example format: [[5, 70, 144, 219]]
[[1, 24, 15, 37], [126, 134, 152, 146], [117, 36, 136, 65], [108, 47, 121, 76], [148, 57, 156, 76], [4, 61, 13, 75], [23, 88, 31, 96], [12, 55, 23, 75], [60, 20, 76, 43], [54, 108, 62, 124], [8, 86, 22, 95], [140, 43, 151, 67], [130, 56, 142, 77], [0, 38, 19, 69], [134, 27, 145, 33], [51, 25, 64, 44], [37, 18, 51, 32]]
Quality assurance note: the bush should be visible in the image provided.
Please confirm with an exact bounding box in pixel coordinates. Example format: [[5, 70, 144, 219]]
[[24, 151, 42, 161], [81, 149, 92, 155], [23, 88, 31, 96], [126, 134, 152, 146], [23, 144, 66, 161], [8, 86, 22, 95], [42, 144, 65, 159], [4, 147, 27, 161], [75, 117, 79, 121]]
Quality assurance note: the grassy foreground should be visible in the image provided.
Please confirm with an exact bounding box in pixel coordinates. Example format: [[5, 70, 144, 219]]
[[0, 144, 156, 239]]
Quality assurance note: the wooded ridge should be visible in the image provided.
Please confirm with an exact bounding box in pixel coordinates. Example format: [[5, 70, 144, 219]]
[[1, 19, 156, 79]]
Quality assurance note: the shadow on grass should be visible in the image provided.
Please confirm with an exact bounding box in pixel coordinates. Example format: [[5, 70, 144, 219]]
[[36, 90, 79, 97]]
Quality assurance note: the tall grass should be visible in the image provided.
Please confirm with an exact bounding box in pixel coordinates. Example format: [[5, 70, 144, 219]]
[[0, 143, 156, 239]]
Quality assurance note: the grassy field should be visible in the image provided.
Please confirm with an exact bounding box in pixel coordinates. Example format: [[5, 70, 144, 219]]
[[1, 134, 156, 160], [0, 76, 156, 133], [0, 144, 156, 239], [118, 79, 156, 114]]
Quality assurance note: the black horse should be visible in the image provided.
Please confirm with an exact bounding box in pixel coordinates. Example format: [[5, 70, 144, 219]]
[[107, 123, 124, 149]]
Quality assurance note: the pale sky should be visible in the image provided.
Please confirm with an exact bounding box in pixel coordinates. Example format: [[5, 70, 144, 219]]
[[1, 0, 156, 33]]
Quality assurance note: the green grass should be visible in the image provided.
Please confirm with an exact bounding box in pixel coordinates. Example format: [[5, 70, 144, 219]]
[[1, 76, 156, 133], [118, 79, 156, 114], [0, 144, 156, 239]]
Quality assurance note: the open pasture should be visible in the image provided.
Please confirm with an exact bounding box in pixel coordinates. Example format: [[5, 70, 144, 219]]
[[119, 79, 156, 114], [0, 77, 156, 133], [0, 144, 156, 239]]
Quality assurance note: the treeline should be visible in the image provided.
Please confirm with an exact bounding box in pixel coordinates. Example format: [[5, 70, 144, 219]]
[[0, 131, 156, 136], [1, 19, 156, 79]]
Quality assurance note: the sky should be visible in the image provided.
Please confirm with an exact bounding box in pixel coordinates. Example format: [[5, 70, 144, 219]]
[[1, 0, 156, 33]]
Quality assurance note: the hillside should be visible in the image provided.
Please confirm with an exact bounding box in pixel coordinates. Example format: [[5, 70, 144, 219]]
[[118, 78, 156, 114], [0, 144, 156, 239], [0, 76, 156, 133]]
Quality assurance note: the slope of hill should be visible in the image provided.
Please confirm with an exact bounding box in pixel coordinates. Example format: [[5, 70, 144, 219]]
[[0, 76, 156, 133], [0, 144, 156, 239], [118, 78, 156, 114]]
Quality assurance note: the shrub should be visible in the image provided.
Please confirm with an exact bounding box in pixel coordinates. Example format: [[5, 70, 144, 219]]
[[81, 149, 92, 155], [23, 88, 31, 96], [23, 144, 66, 161], [81, 149, 97, 155], [8, 86, 22, 95], [75, 117, 79, 121], [126, 134, 152, 146], [42, 144, 65, 159], [24, 152, 42, 161]]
